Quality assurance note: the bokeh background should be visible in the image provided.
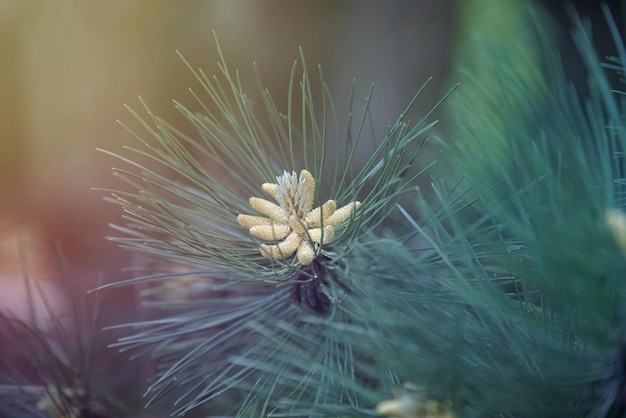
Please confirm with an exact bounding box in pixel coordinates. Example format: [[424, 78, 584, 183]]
[[0, 0, 623, 414], [0, 0, 461, 321]]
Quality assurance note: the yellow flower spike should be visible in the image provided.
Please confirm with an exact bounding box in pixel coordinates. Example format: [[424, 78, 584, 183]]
[[237, 214, 274, 229], [308, 225, 334, 245], [375, 383, 454, 418], [326, 201, 361, 227], [305, 199, 337, 227], [238, 169, 360, 265], [296, 242, 315, 265], [375, 392, 419, 418], [249, 224, 291, 241], [260, 231, 301, 260], [289, 215, 308, 234], [300, 169, 316, 213], [249, 197, 288, 223], [262, 182, 278, 197], [605, 209, 626, 254], [37, 384, 91, 418]]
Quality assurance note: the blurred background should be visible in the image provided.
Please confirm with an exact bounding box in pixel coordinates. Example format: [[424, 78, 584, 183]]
[[0, 3, 462, 411], [0, 0, 462, 321], [0, 0, 623, 413]]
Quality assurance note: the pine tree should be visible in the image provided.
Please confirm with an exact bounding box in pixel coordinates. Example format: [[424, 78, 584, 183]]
[[98, 34, 450, 416], [90, 3, 626, 418]]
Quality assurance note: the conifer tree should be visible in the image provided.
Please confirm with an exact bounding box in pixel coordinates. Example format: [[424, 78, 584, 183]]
[[97, 5, 626, 417], [5, 2, 625, 417]]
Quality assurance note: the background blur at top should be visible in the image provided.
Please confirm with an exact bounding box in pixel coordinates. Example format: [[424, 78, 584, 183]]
[[0, 0, 462, 318], [0, 0, 621, 319]]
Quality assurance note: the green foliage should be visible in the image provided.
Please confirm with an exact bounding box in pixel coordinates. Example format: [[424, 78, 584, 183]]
[[98, 6, 626, 418], [253, 5, 626, 418], [291, 5, 626, 418], [99, 33, 450, 416], [99, 34, 445, 288], [0, 250, 139, 417], [446, 5, 626, 343]]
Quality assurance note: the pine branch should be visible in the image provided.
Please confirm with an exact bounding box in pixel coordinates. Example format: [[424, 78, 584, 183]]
[[98, 34, 449, 416]]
